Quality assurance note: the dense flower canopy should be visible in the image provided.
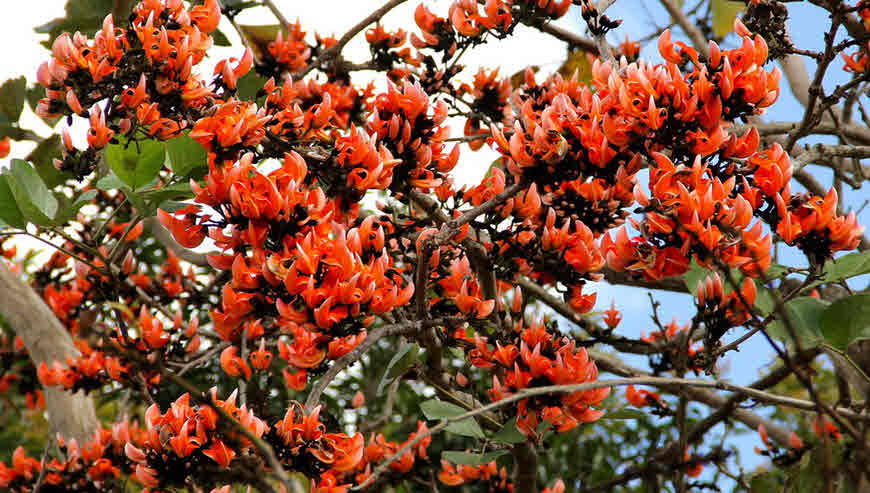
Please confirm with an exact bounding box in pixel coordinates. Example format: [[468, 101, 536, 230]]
[[1, 0, 869, 491]]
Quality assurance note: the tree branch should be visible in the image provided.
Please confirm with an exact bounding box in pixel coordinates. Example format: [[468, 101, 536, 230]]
[[0, 262, 99, 444]]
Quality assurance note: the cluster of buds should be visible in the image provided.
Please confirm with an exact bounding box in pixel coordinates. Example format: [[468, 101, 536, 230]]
[[754, 424, 807, 466], [694, 273, 757, 346]]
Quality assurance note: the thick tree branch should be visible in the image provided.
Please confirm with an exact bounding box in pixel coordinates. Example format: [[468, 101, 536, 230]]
[[0, 262, 99, 444]]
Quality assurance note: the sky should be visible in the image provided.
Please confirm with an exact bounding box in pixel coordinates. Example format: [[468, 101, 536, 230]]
[[1, 0, 865, 486]]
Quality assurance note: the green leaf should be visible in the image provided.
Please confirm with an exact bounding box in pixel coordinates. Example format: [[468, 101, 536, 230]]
[[377, 343, 419, 395], [420, 399, 485, 439], [165, 135, 207, 177], [96, 172, 129, 191], [711, 0, 744, 37], [819, 294, 870, 350], [35, 0, 116, 48], [52, 189, 97, 225], [445, 419, 486, 439], [26, 135, 67, 188], [237, 24, 283, 61], [821, 251, 870, 285], [212, 29, 232, 46], [236, 71, 269, 102], [0, 77, 27, 122], [0, 175, 25, 228], [105, 138, 166, 190], [421, 399, 468, 420], [441, 450, 507, 466], [601, 408, 647, 420], [766, 297, 828, 348], [6, 159, 58, 225], [749, 471, 781, 492], [140, 181, 194, 209], [491, 417, 527, 444]]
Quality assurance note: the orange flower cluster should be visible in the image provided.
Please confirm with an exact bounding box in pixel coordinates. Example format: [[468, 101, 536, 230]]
[[695, 273, 756, 344], [438, 459, 512, 489], [269, 402, 364, 477], [0, 420, 145, 492], [456, 318, 609, 437], [754, 424, 806, 466], [159, 151, 413, 385], [414, 0, 570, 53], [368, 80, 459, 192], [123, 390, 267, 487], [773, 189, 864, 265], [267, 20, 313, 74], [438, 461, 567, 493], [365, 24, 421, 79], [0, 334, 45, 411], [455, 168, 606, 312], [626, 384, 664, 408], [458, 68, 513, 150], [813, 416, 841, 442], [349, 422, 431, 484], [638, 317, 705, 374], [37, 305, 200, 393], [35, 0, 240, 176]]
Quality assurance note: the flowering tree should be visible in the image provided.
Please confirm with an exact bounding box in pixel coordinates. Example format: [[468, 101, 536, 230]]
[[0, 0, 869, 491]]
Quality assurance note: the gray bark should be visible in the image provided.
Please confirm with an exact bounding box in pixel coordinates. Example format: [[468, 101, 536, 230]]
[[0, 261, 99, 443]]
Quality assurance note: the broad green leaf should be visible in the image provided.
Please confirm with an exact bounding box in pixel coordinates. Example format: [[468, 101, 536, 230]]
[[141, 181, 194, 208], [26, 135, 67, 188], [601, 408, 647, 420], [421, 399, 468, 420], [683, 261, 709, 294], [711, 0, 744, 37], [52, 189, 97, 225], [236, 71, 269, 102], [213, 29, 232, 47], [377, 343, 419, 395], [0, 77, 27, 122], [491, 417, 527, 444], [96, 173, 129, 191], [35, 0, 116, 48], [237, 24, 283, 61], [166, 135, 207, 177], [6, 159, 58, 225], [766, 297, 827, 348], [445, 418, 486, 439], [820, 251, 870, 286], [105, 138, 166, 190], [441, 450, 507, 466], [557, 48, 594, 85], [157, 200, 188, 213], [420, 399, 485, 439], [749, 471, 781, 492], [0, 175, 25, 228], [819, 294, 870, 350]]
